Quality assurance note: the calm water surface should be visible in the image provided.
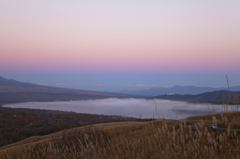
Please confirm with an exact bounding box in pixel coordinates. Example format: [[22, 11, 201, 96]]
[[3, 98, 226, 119]]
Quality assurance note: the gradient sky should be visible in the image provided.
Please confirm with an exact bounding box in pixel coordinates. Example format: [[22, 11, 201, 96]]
[[1, 0, 240, 92]]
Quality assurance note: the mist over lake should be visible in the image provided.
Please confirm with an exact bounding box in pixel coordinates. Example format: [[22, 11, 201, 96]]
[[3, 98, 228, 119]]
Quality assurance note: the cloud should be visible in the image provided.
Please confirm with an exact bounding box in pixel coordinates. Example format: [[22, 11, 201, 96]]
[[55, 83, 69, 86]]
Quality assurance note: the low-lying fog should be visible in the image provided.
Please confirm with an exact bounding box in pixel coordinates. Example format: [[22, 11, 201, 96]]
[[3, 98, 232, 119]]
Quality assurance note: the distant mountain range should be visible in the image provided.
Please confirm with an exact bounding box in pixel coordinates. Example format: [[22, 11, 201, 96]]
[[1, 76, 240, 105], [0, 76, 129, 105], [154, 90, 240, 104], [120, 85, 240, 97]]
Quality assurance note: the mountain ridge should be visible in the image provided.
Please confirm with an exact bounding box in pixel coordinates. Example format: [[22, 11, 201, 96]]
[[154, 90, 240, 104], [0, 76, 130, 106], [120, 85, 240, 97]]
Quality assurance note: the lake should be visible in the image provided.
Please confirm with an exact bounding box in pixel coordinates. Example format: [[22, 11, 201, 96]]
[[3, 98, 231, 119]]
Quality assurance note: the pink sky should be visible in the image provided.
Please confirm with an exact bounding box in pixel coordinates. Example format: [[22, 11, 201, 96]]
[[1, 1, 240, 74]]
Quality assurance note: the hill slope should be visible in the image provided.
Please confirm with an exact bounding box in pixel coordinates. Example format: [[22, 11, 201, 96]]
[[0, 76, 129, 105], [1, 111, 240, 159]]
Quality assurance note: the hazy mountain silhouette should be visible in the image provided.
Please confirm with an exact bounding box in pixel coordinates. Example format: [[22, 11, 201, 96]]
[[1, 75, 239, 105], [120, 85, 240, 97], [154, 90, 240, 104], [0, 76, 129, 105], [0, 76, 36, 87]]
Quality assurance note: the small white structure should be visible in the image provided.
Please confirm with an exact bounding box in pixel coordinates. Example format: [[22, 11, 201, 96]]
[[167, 93, 175, 95]]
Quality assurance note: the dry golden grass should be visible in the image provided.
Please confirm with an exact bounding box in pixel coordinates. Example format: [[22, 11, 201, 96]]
[[1, 110, 240, 159]]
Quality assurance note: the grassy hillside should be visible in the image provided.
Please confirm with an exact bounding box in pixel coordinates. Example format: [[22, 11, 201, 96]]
[[0, 107, 136, 147], [1, 111, 240, 159]]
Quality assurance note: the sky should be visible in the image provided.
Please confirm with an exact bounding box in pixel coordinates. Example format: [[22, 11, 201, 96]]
[[0, 0, 240, 92]]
